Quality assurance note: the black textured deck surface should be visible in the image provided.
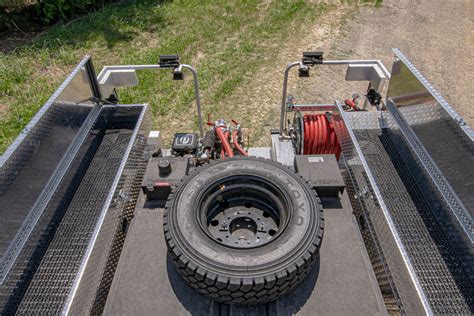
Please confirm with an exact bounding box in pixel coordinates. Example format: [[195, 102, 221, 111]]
[[103, 192, 386, 315]]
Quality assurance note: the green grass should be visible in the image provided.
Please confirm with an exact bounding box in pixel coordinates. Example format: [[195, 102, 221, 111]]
[[0, 0, 331, 152], [0, 0, 381, 153]]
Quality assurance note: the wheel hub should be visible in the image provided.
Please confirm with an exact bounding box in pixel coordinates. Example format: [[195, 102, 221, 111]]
[[198, 175, 289, 249], [207, 206, 279, 248]]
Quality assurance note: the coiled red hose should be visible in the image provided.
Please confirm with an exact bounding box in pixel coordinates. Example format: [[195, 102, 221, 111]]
[[232, 130, 248, 156], [303, 114, 341, 160], [216, 127, 234, 158]]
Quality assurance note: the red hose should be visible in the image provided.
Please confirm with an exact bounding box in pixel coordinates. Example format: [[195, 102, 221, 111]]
[[320, 115, 328, 154], [309, 115, 316, 154], [311, 115, 318, 154], [317, 115, 324, 154], [232, 130, 248, 156], [303, 114, 341, 160], [344, 98, 361, 111], [304, 117, 309, 154], [216, 127, 234, 158]]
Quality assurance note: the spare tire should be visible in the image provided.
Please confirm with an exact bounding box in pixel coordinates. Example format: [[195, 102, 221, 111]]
[[164, 157, 323, 304]]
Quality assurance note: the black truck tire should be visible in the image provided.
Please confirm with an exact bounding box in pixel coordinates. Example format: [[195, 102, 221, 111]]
[[163, 157, 324, 304]]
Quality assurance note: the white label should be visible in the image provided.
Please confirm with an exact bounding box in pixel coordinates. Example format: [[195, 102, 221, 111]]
[[308, 156, 324, 163], [149, 131, 160, 138]]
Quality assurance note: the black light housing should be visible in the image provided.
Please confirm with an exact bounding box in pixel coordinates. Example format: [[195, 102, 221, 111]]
[[298, 65, 310, 77], [173, 69, 184, 80]]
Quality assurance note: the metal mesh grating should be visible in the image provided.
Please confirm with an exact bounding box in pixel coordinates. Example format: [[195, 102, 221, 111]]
[[88, 136, 146, 314], [353, 128, 473, 313], [333, 107, 474, 314], [339, 165, 403, 314], [0, 116, 135, 314]]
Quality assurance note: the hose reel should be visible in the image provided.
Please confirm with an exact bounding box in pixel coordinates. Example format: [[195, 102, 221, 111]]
[[292, 110, 341, 159]]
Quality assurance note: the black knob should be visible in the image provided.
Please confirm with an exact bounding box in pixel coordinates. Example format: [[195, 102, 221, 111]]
[[158, 159, 172, 175]]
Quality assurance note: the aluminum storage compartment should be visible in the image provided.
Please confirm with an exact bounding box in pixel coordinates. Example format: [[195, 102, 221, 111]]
[[386, 49, 473, 240], [0, 57, 96, 260], [333, 50, 473, 314], [0, 57, 148, 314]]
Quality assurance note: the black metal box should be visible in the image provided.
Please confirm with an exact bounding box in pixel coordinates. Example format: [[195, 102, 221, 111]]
[[294, 154, 345, 197], [141, 157, 189, 200]]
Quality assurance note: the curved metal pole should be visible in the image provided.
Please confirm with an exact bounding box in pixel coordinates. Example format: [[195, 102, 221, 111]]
[[280, 61, 301, 136], [279, 59, 390, 137], [98, 63, 204, 138], [181, 64, 204, 138]]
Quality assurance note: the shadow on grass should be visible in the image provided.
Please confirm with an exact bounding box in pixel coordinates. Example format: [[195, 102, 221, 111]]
[[5, 0, 170, 53]]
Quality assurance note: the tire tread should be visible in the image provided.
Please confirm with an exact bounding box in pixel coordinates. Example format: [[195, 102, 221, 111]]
[[163, 157, 324, 305]]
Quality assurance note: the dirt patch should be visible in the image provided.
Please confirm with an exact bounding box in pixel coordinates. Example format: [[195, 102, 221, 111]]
[[209, 0, 473, 147], [0, 1, 46, 53], [1, 29, 45, 53], [331, 0, 474, 125], [0, 103, 7, 117]]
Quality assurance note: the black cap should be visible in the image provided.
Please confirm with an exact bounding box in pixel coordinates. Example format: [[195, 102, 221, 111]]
[[158, 159, 172, 175]]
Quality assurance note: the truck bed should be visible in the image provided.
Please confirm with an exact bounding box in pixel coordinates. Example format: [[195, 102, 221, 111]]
[[103, 190, 387, 315]]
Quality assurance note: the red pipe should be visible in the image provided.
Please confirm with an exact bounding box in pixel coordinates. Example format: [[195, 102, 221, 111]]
[[344, 98, 361, 111], [232, 130, 248, 156], [226, 130, 232, 157], [225, 130, 234, 157], [216, 127, 234, 158]]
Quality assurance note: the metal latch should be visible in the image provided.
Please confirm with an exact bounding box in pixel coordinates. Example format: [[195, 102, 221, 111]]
[[354, 186, 370, 199]]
